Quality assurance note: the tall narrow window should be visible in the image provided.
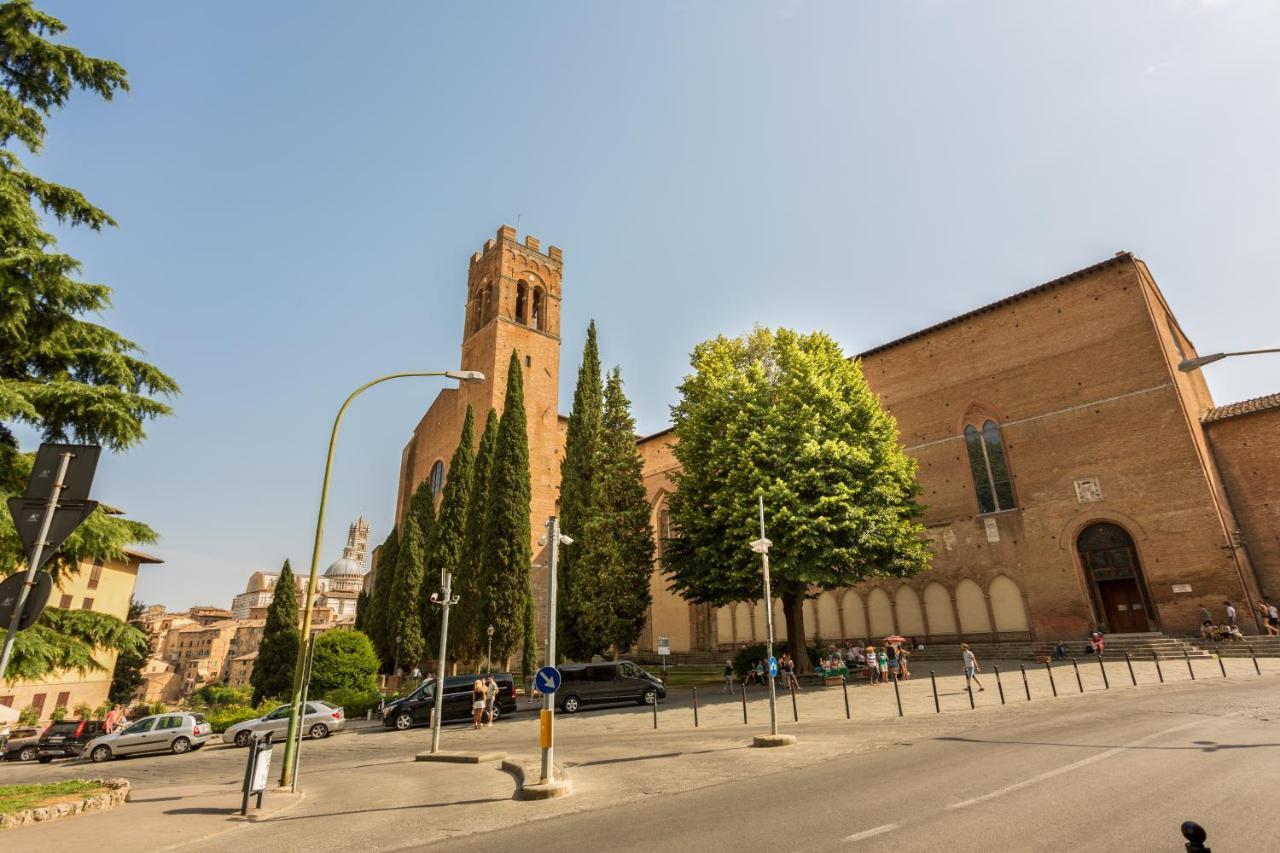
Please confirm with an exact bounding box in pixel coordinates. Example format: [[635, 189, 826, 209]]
[[515, 280, 528, 325], [429, 460, 445, 498], [531, 288, 544, 330], [88, 559, 103, 590], [964, 419, 1016, 513]]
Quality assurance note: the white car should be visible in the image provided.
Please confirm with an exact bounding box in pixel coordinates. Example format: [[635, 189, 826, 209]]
[[85, 712, 213, 762], [222, 701, 344, 747]]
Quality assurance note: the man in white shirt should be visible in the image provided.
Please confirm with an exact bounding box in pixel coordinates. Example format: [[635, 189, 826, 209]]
[[1224, 601, 1237, 627]]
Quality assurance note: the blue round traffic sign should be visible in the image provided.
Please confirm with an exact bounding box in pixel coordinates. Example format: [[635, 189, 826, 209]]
[[535, 666, 562, 694], [768, 657, 779, 678]]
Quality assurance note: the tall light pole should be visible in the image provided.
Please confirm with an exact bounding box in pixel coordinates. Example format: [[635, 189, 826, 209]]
[[278, 369, 484, 788], [539, 516, 573, 785], [749, 496, 779, 737], [1178, 348, 1280, 373], [428, 571, 460, 754], [485, 625, 495, 674]]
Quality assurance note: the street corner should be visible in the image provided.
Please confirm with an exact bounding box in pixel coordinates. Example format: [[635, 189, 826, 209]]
[[502, 758, 572, 801], [750, 734, 798, 748], [415, 750, 507, 763]]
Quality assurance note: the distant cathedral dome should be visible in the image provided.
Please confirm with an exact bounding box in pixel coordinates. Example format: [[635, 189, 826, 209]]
[[324, 557, 366, 578]]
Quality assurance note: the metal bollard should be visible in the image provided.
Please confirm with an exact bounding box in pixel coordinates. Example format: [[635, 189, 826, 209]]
[[892, 671, 903, 717], [1020, 663, 1031, 701], [789, 679, 799, 723], [994, 665, 1005, 705], [1070, 658, 1082, 693], [1249, 645, 1261, 676], [692, 686, 699, 728], [1181, 820, 1210, 853], [842, 676, 851, 720], [930, 670, 940, 713], [1184, 649, 1196, 681], [966, 674, 975, 710], [1214, 645, 1227, 678], [1153, 651, 1164, 683], [653, 690, 659, 729], [741, 683, 748, 724], [1098, 653, 1110, 689], [1125, 651, 1136, 686], [1046, 660, 1059, 697]]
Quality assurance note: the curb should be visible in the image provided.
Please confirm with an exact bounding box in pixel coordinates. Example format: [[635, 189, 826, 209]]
[[0, 778, 130, 831], [500, 759, 572, 800], [415, 750, 507, 764], [751, 734, 798, 748]]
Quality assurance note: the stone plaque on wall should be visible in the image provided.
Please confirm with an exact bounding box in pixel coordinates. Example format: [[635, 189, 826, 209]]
[[1074, 477, 1104, 503], [984, 517, 1000, 543]]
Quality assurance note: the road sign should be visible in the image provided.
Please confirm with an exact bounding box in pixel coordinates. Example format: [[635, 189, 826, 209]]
[[535, 666, 562, 694], [23, 444, 100, 502], [0, 572, 52, 631], [657, 635, 670, 656], [768, 657, 779, 678], [7, 498, 98, 568]]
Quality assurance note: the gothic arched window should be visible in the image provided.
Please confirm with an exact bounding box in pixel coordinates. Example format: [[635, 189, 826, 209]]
[[515, 280, 528, 325], [531, 287, 544, 331], [429, 460, 445, 498], [963, 419, 1016, 514]]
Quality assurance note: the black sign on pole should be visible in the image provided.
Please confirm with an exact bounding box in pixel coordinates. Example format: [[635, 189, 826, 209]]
[[7, 498, 99, 569], [24, 444, 101, 502], [0, 572, 52, 631]]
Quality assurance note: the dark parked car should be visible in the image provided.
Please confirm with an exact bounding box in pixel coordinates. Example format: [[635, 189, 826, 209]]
[[553, 661, 666, 714], [1, 726, 43, 762], [383, 673, 517, 730], [35, 719, 107, 762]]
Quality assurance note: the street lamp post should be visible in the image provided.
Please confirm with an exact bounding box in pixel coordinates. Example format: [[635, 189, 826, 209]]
[[428, 571, 460, 754], [1178, 348, 1280, 373], [749, 496, 779, 738], [539, 517, 573, 785], [278, 369, 484, 788], [485, 625, 495, 674]]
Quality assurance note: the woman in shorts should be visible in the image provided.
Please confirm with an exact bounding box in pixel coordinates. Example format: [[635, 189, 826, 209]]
[[471, 679, 487, 729]]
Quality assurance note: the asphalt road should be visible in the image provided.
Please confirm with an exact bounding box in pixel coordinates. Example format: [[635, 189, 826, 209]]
[[430, 679, 1280, 853]]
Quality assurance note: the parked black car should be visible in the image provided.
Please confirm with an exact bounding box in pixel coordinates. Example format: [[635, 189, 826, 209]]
[[553, 661, 666, 713], [382, 673, 518, 730], [35, 719, 107, 762], [1, 726, 43, 762]]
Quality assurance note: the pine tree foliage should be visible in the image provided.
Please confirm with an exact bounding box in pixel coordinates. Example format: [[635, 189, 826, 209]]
[[252, 560, 300, 704], [460, 408, 498, 657], [557, 321, 603, 661], [3, 604, 146, 684], [666, 328, 931, 671], [364, 529, 398, 669], [387, 480, 433, 671], [573, 369, 655, 657], [480, 352, 534, 679], [424, 406, 476, 662]]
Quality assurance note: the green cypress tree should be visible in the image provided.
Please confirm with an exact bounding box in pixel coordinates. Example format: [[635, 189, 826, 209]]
[[461, 408, 499, 659], [575, 369, 655, 657], [557, 322, 604, 662], [365, 528, 398, 670], [424, 406, 477, 663], [252, 560, 300, 705], [481, 352, 534, 680], [353, 589, 368, 633], [387, 481, 433, 672]]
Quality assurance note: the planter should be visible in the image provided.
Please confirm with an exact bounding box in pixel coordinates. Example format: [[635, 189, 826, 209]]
[[0, 778, 130, 830]]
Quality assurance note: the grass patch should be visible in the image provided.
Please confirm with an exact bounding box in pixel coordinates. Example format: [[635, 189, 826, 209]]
[[658, 666, 723, 689], [0, 781, 107, 815]]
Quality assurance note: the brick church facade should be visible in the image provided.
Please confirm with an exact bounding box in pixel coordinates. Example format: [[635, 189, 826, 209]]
[[387, 227, 1279, 655]]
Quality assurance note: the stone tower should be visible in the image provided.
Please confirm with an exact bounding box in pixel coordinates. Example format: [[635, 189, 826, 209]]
[[343, 515, 371, 569]]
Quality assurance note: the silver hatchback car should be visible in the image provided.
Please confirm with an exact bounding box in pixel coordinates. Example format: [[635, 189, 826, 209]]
[[222, 701, 344, 747], [85, 712, 213, 762]]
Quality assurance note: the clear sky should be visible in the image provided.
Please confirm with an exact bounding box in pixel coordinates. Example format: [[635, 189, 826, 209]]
[[26, 1, 1280, 610]]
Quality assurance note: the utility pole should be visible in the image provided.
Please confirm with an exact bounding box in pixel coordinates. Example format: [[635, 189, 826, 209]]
[[749, 496, 779, 737], [427, 571, 459, 754], [540, 516, 572, 784], [485, 624, 494, 674]]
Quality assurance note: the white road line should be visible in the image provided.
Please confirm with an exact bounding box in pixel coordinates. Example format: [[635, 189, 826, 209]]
[[843, 823, 901, 842], [947, 712, 1242, 810]]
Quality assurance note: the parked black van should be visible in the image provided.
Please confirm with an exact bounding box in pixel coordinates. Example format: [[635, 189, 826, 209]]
[[553, 662, 666, 713], [382, 673, 517, 730]]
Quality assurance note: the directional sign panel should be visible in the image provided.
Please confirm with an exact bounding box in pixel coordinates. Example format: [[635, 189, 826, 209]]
[[535, 666, 562, 694], [7, 498, 98, 568], [0, 571, 52, 631], [23, 444, 100, 502], [768, 657, 779, 678]]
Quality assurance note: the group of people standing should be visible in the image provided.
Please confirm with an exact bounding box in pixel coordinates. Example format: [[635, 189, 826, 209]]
[[858, 643, 912, 683], [469, 675, 501, 729]]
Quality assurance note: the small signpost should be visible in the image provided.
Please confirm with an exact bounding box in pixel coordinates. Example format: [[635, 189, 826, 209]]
[[535, 666, 561, 695], [768, 657, 779, 679], [241, 731, 274, 816], [658, 635, 670, 680]]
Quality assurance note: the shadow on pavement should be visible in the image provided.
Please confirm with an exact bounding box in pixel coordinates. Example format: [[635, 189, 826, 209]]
[[935, 735, 1280, 752], [269, 796, 511, 822]]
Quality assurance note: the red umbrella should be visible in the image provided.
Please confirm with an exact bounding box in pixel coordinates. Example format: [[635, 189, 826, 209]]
[[884, 635, 907, 644]]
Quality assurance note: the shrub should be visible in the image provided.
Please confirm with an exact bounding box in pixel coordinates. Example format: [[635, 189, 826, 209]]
[[732, 642, 829, 677], [72, 702, 94, 719], [93, 702, 111, 720], [323, 687, 382, 718], [204, 699, 277, 734], [190, 684, 252, 708], [17, 705, 39, 727], [310, 630, 380, 696], [49, 706, 68, 722], [128, 701, 166, 719]]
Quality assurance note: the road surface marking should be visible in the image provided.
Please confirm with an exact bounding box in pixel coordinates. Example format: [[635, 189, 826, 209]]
[[844, 823, 900, 842], [948, 712, 1241, 810]]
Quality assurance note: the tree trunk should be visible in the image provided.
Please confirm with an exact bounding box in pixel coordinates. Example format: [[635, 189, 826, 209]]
[[781, 592, 812, 673]]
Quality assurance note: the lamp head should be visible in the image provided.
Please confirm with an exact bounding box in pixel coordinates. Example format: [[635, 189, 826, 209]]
[[445, 370, 485, 383], [487, 625, 495, 637], [429, 592, 440, 603], [1178, 353, 1227, 373], [558, 534, 574, 546]]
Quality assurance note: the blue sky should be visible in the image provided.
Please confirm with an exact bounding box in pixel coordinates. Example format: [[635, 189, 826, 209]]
[[25, 1, 1280, 610]]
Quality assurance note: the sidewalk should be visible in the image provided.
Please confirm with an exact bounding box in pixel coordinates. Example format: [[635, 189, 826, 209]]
[[2, 781, 302, 851]]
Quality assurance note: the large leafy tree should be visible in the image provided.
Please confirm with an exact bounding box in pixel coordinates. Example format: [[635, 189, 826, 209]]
[[0, 1, 177, 682], [481, 352, 534, 681], [364, 528, 398, 669], [251, 560, 300, 704], [557, 322, 603, 662], [424, 406, 476, 662], [459, 408, 498, 661], [387, 479, 433, 672], [666, 328, 931, 671], [574, 369, 654, 658], [107, 597, 146, 703], [308, 629, 379, 696]]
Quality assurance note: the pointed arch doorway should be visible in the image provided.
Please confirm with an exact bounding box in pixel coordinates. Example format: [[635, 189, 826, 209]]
[[1076, 522, 1156, 633]]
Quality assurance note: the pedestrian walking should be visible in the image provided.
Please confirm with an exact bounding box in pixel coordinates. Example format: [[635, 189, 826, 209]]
[[1224, 601, 1238, 627], [484, 674, 499, 727], [722, 659, 735, 693], [782, 653, 801, 691], [961, 643, 985, 691], [471, 679, 487, 729], [1265, 600, 1280, 637], [864, 646, 879, 684]]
